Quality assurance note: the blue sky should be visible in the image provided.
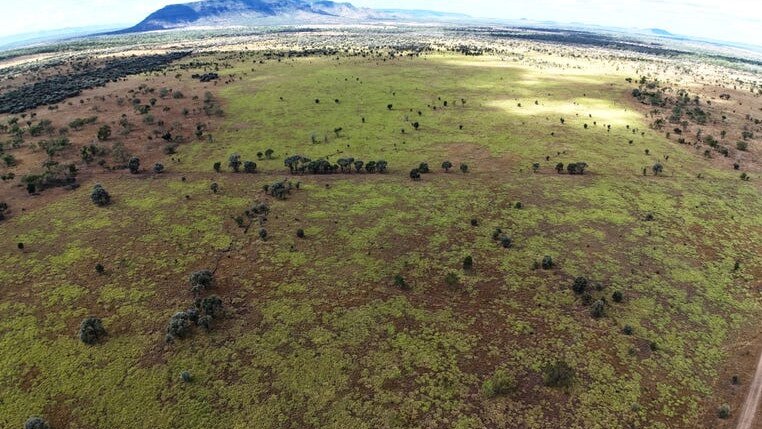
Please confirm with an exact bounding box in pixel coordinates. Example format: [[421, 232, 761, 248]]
[[1, 0, 759, 45]]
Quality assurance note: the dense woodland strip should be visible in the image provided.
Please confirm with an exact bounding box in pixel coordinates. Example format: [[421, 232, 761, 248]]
[[0, 51, 190, 113]]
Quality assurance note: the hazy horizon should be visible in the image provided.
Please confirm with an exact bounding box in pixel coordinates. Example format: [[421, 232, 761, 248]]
[[0, 0, 759, 47]]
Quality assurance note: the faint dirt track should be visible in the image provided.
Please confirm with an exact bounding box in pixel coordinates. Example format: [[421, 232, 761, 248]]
[[737, 351, 762, 429]]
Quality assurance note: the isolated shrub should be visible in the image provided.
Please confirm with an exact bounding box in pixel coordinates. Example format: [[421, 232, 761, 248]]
[[258, 228, 268, 240], [442, 160, 453, 172], [514, 202, 523, 209], [463, 255, 473, 270], [0, 202, 7, 221], [718, 404, 731, 419], [543, 360, 575, 388], [483, 369, 515, 398], [128, 157, 140, 174], [541, 255, 553, 270], [532, 162, 540, 173], [167, 312, 193, 340], [591, 300, 606, 318], [445, 272, 460, 287], [296, 229, 305, 238], [79, 316, 106, 345], [210, 182, 219, 194], [153, 163, 164, 174], [394, 275, 410, 290], [243, 161, 257, 173], [622, 325, 634, 335], [24, 416, 50, 429], [189, 270, 213, 294], [572, 277, 588, 294], [90, 184, 111, 206], [228, 153, 241, 172], [409, 169, 421, 180], [265, 148, 274, 159], [213, 162, 221, 172], [737, 141, 748, 151], [470, 218, 478, 226], [201, 295, 224, 319], [418, 162, 430, 173], [180, 371, 192, 383], [741, 172, 750, 181], [612, 291, 624, 302], [460, 163, 468, 173], [95, 263, 105, 274], [499, 235, 513, 249]]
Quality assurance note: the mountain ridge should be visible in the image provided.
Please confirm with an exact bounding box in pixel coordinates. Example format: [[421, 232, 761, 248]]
[[115, 0, 464, 34]]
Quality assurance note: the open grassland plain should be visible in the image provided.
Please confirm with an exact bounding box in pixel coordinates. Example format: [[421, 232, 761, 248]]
[[0, 35, 761, 428]]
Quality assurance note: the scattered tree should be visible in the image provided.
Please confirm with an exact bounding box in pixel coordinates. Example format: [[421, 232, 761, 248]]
[[153, 163, 164, 174], [591, 300, 605, 318], [444, 272, 459, 288], [128, 157, 140, 174], [541, 255, 553, 270], [718, 404, 731, 419], [566, 162, 588, 175], [166, 311, 193, 340], [189, 270, 213, 294], [228, 153, 242, 172], [652, 162, 663, 176], [91, 184, 111, 206], [79, 316, 107, 345], [463, 255, 473, 270], [97, 124, 111, 141], [24, 417, 50, 429], [483, 369, 515, 398], [572, 276, 588, 294], [394, 274, 410, 290], [543, 360, 575, 388], [243, 161, 257, 174]]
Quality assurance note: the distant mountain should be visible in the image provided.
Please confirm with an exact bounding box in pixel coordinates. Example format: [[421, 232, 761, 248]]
[[115, 0, 468, 33], [649, 28, 673, 36]]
